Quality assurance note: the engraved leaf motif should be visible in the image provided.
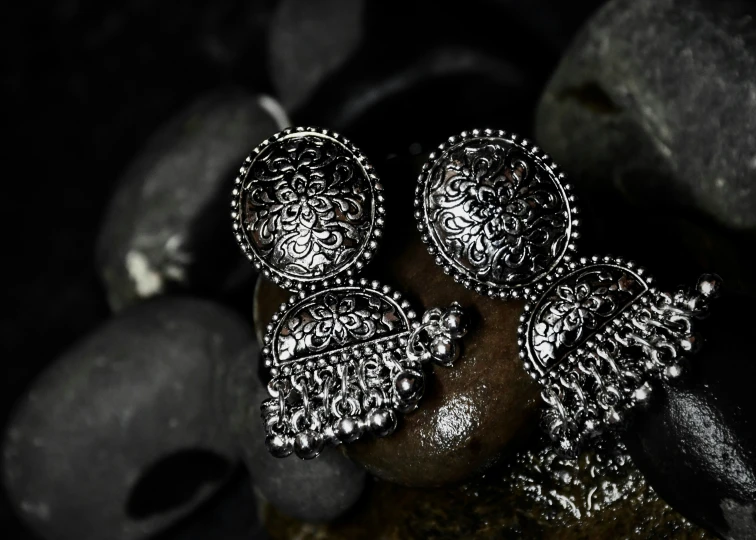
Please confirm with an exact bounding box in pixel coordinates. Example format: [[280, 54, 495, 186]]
[[274, 291, 407, 363], [533, 279, 619, 365]]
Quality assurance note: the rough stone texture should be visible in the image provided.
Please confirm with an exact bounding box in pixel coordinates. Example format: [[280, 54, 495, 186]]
[[2, 298, 254, 540], [254, 235, 541, 487], [626, 293, 756, 540], [96, 90, 280, 312], [263, 437, 711, 539], [220, 343, 368, 522], [535, 0, 756, 231], [269, 0, 365, 112]]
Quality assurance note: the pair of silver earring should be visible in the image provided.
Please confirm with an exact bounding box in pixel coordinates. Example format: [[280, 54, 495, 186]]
[[230, 127, 720, 460]]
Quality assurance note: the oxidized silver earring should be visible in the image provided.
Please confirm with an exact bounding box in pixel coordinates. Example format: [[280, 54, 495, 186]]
[[415, 129, 721, 457], [231, 127, 467, 459]]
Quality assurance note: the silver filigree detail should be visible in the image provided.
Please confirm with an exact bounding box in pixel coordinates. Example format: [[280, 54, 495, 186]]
[[518, 255, 720, 458], [415, 129, 579, 298], [524, 261, 649, 375], [231, 127, 384, 290], [260, 279, 467, 459]]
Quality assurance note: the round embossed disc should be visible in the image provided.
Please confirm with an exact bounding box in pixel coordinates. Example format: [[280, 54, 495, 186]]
[[232, 127, 383, 290], [415, 129, 579, 299]]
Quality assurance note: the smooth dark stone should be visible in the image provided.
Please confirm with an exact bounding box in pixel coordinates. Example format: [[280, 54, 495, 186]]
[[2, 298, 254, 540], [304, 45, 534, 160], [536, 0, 756, 231], [625, 293, 756, 540], [96, 90, 280, 312], [219, 343, 367, 522], [268, 0, 366, 111], [263, 437, 710, 538]]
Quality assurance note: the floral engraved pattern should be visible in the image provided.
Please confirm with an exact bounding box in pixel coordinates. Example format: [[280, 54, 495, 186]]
[[276, 290, 408, 364], [530, 267, 646, 369], [425, 139, 569, 286], [242, 134, 373, 278]]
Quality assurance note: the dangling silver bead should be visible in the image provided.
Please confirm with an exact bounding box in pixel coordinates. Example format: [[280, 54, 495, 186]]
[[333, 416, 363, 443], [665, 363, 684, 380], [441, 304, 468, 338], [293, 430, 324, 459], [696, 273, 723, 299], [394, 370, 424, 403], [430, 334, 458, 366], [265, 433, 293, 458], [633, 382, 654, 408], [367, 408, 397, 437], [679, 333, 701, 353]]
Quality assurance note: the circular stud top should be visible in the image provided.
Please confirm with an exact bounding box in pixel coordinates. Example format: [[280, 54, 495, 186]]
[[415, 129, 579, 299], [232, 127, 383, 290]]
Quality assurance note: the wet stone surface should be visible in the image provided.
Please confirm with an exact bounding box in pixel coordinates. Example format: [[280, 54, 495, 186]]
[[263, 436, 711, 539]]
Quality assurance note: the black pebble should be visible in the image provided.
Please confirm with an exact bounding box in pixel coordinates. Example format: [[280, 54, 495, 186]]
[[626, 293, 756, 540], [96, 90, 280, 312], [2, 297, 255, 540]]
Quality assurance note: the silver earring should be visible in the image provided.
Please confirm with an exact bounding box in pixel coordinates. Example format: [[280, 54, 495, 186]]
[[231, 127, 468, 459], [415, 129, 721, 457]]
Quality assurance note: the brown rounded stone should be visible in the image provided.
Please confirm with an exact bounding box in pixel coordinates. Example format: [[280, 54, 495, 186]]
[[262, 436, 712, 539], [253, 219, 541, 485]]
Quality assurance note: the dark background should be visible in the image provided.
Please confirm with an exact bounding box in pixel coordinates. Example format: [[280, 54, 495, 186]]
[[4, 1, 746, 538]]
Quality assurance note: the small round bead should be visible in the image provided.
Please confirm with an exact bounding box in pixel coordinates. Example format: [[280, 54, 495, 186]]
[[666, 363, 684, 379], [696, 274, 723, 299], [441, 305, 468, 338], [633, 382, 653, 407], [293, 430, 324, 459], [333, 416, 363, 443], [394, 370, 424, 403], [430, 334, 458, 366], [265, 433, 293, 458], [679, 334, 701, 353], [582, 418, 599, 435], [368, 408, 397, 438], [555, 436, 579, 459]]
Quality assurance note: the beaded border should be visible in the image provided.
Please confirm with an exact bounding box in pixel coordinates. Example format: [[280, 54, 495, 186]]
[[414, 128, 580, 300], [231, 126, 385, 291]]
